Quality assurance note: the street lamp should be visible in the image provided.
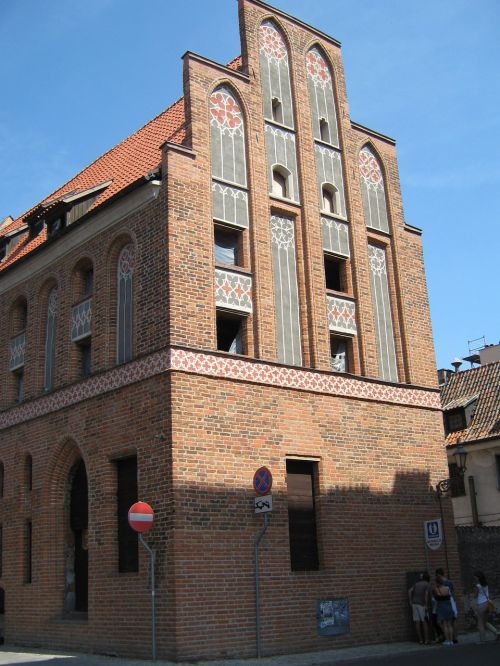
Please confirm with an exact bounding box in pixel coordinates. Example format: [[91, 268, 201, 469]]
[[434, 445, 468, 576], [435, 445, 468, 497]]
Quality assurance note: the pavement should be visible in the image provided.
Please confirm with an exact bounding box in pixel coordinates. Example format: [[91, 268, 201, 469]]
[[0, 632, 497, 666]]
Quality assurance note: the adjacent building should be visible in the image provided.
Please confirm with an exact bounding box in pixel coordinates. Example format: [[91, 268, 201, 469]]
[[0, 1, 457, 660]]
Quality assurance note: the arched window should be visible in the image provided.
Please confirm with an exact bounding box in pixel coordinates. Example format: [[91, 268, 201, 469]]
[[10, 297, 27, 403], [359, 145, 390, 233], [259, 20, 294, 128], [272, 166, 291, 199], [322, 184, 338, 214], [320, 118, 330, 143], [272, 97, 283, 124], [117, 244, 135, 364], [44, 288, 58, 391], [209, 86, 247, 188]]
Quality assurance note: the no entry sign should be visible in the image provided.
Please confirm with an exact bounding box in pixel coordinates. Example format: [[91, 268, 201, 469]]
[[253, 466, 273, 496], [128, 501, 154, 533]]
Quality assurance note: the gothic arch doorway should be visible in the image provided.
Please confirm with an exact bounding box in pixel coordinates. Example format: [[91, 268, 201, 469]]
[[65, 458, 88, 613]]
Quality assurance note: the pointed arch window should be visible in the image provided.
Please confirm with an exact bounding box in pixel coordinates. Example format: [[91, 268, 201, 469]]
[[306, 47, 339, 147], [210, 87, 247, 188], [359, 146, 390, 233], [117, 244, 135, 365], [44, 288, 58, 391], [259, 20, 294, 128]]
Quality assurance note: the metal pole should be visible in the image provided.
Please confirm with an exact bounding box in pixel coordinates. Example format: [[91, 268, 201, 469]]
[[437, 492, 450, 578], [140, 534, 157, 661], [255, 513, 269, 658]]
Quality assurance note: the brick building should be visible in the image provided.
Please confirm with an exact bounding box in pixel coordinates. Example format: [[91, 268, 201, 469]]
[[0, 0, 459, 660]]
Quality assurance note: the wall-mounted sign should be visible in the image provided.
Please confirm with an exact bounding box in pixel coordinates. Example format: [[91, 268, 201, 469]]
[[317, 599, 350, 636], [424, 519, 442, 550]]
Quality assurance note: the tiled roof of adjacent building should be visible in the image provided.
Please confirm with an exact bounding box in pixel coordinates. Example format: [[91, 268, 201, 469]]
[[0, 56, 243, 273], [441, 361, 500, 445]]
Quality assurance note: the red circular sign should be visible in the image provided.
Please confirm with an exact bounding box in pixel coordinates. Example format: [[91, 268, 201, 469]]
[[128, 501, 154, 533], [253, 467, 273, 496]]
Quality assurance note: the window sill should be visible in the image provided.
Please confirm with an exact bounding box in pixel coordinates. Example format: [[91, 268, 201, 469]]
[[214, 262, 251, 276], [50, 612, 88, 624], [326, 289, 354, 301]]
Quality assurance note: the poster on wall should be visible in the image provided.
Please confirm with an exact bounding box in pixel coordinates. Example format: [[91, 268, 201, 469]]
[[317, 598, 350, 636]]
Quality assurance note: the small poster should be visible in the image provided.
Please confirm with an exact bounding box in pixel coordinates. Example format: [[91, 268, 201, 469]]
[[317, 598, 350, 636]]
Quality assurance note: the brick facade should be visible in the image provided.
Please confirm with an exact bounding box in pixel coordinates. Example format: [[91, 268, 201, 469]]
[[0, 0, 458, 660]]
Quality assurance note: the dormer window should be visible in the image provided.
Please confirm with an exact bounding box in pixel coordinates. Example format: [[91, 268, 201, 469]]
[[272, 97, 283, 124], [272, 166, 291, 199], [444, 409, 466, 434], [29, 219, 44, 239], [320, 118, 330, 143], [47, 216, 64, 238]]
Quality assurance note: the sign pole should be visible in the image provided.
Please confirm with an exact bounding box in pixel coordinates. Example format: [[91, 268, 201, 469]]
[[128, 501, 156, 661], [252, 466, 273, 659], [139, 534, 157, 662], [255, 512, 269, 659]]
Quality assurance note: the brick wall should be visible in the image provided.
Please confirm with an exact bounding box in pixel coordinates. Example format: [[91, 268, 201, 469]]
[[0, 0, 451, 660]]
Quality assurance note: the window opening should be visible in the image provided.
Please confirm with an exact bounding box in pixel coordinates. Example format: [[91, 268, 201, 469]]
[[319, 117, 330, 143], [216, 311, 244, 354], [18, 302, 28, 331], [79, 340, 92, 378], [324, 255, 345, 292], [0, 462, 3, 498], [214, 226, 241, 266], [322, 184, 337, 214], [272, 97, 283, 124], [0, 526, 2, 578], [83, 268, 93, 297], [116, 456, 138, 573], [286, 459, 319, 571], [330, 336, 349, 373], [15, 370, 24, 404], [67, 459, 88, 612], [47, 216, 64, 238], [272, 168, 289, 199], [496, 455, 500, 490]]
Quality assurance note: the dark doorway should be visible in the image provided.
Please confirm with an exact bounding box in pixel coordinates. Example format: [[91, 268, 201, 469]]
[[68, 459, 88, 613]]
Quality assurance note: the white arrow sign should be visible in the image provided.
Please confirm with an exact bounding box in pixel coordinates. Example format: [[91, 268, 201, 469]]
[[255, 494, 273, 514]]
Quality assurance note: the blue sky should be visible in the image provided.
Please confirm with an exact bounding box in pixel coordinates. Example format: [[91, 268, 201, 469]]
[[1, 0, 499, 370]]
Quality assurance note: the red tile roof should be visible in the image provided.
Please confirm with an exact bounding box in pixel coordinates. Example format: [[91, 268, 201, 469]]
[[441, 361, 500, 445], [1, 55, 244, 273]]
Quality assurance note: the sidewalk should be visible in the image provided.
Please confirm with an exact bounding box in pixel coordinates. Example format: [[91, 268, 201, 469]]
[[0, 632, 483, 666]]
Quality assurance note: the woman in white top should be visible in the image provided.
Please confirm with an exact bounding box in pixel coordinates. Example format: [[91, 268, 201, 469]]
[[473, 570, 499, 643]]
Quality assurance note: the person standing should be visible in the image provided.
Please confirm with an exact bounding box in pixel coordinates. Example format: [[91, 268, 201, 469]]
[[409, 572, 431, 644], [436, 568, 458, 643], [473, 571, 500, 643], [433, 574, 455, 646]]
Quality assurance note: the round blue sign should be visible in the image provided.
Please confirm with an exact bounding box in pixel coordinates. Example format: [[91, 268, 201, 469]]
[[253, 466, 273, 496]]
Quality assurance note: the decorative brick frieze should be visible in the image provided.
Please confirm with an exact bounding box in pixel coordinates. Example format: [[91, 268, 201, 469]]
[[0, 347, 440, 430]]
